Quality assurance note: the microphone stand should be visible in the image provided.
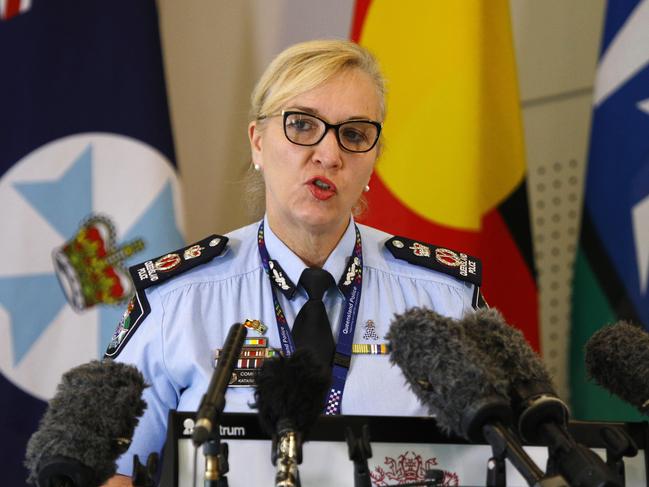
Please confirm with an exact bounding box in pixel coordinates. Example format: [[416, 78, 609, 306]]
[[132, 453, 159, 487], [542, 421, 623, 487], [482, 423, 568, 487], [485, 439, 507, 487], [346, 425, 372, 487], [601, 425, 638, 484], [202, 429, 230, 487], [272, 424, 302, 487], [513, 389, 623, 487]]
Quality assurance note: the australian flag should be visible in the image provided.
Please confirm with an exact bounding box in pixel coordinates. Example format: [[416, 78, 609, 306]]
[[571, 0, 649, 421], [0, 1, 184, 484]]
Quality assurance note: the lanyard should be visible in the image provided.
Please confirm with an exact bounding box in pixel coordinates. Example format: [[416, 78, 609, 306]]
[[257, 221, 363, 415]]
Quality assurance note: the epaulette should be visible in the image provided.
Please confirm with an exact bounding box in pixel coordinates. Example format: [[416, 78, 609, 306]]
[[129, 234, 228, 290], [104, 235, 228, 359], [385, 235, 482, 286]]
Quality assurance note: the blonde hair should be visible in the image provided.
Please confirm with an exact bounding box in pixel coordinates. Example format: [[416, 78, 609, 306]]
[[250, 39, 385, 121], [246, 39, 385, 219]]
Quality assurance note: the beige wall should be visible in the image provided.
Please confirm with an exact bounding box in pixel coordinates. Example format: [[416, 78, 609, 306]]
[[157, 0, 355, 239], [511, 0, 606, 399], [157, 0, 608, 401]]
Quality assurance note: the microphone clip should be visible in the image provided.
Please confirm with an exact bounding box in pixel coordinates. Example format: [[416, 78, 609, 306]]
[[203, 435, 230, 487]]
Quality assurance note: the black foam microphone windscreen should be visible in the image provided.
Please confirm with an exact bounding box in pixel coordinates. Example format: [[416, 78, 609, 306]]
[[462, 308, 556, 393], [461, 308, 568, 442], [386, 307, 511, 441], [463, 308, 622, 487], [585, 321, 649, 414], [25, 360, 147, 487], [254, 349, 330, 487], [387, 308, 575, 486], [254, 349, 329, 438]]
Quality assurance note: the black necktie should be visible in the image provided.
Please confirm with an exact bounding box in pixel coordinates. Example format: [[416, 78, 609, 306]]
[[292, 267, 336, 368]]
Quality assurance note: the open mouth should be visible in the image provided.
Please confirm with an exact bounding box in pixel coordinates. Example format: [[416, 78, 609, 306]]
[[313, 179, 332, 190], [307, 177, 337, 200]]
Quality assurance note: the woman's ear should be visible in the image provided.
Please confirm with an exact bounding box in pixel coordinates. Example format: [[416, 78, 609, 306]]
[[249, 121, 263, 168]]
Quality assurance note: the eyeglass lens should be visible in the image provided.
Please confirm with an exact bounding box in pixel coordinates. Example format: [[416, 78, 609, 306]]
[[284, 112, 379, 152]]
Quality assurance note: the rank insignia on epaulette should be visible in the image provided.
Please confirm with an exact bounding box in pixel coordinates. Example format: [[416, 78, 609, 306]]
[[183, 244, 204, 260], [409, 242, 431, 257], [243, 319, 267, 335], [386, 236, 482, 286], [129, 234, 228, 290], [352, 343, 389, 355], [155, 253, 181, 272]]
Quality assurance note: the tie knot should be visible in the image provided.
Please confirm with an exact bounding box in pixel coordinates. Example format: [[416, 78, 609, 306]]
[[299, 267, 334, 301]]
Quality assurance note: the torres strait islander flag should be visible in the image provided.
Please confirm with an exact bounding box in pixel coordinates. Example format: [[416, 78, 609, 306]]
[[570, 0, 649, 421], [351, 1, 539, 348], [0, 1, 183, 484]]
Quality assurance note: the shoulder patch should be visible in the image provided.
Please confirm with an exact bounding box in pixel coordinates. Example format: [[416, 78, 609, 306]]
[[385, 236, 482, 286], [104, 290, 150, 359], [129, 235, 228, 290]]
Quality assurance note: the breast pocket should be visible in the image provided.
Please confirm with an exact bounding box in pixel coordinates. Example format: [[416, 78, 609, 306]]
[[343, 354, 428, 416]]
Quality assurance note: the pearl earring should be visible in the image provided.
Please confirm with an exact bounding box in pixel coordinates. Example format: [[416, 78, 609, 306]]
[[363, 184, 370, 193], [253, 164, 261, 172]]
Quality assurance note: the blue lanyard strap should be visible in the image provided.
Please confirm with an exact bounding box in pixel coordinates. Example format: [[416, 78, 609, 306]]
[[257, 221, 363, 415], [257, 224, 295, 354]]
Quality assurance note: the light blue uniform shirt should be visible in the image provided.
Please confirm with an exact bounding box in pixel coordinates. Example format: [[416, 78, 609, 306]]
[[114, 216, 478, 475]]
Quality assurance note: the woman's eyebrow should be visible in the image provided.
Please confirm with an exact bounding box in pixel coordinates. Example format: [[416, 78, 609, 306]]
[[287, 106, 375, 122]]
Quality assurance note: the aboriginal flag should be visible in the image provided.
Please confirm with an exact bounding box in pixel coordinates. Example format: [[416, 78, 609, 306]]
[[0, 1, 183, 484], [570, 0, 649, 421], [352, 1, 539, 348]]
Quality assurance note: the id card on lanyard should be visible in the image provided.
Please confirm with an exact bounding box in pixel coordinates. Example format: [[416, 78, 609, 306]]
[[257, 221, 363, 415]]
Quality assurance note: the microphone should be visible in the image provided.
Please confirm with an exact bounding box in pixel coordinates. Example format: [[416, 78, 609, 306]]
[[461, 309, 568, 442], [386, 308, 562, 487], [462, 308, 622, 487], [24, 360, 147, 487], [386, 308, 510, 440], [253, 349, 330, 487], [585, 321, 649, 414], [192, 323, 248, 447]]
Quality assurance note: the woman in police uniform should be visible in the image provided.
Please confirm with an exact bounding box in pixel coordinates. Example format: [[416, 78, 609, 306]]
[[106, 39, 481, 485]]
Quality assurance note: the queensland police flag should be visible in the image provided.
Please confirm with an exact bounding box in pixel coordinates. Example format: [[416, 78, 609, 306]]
[[0, 1, 184, 483], [571, 0, 649, 421]]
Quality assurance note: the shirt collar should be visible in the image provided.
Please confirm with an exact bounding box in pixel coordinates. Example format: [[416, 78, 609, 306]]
[[263, 215, 356, 291]]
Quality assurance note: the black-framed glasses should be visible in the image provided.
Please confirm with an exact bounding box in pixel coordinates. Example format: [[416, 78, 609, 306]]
[[268, 110, 382, 153]]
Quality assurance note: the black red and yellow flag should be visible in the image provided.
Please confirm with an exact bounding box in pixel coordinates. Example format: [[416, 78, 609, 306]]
[[352, 0, 539, 349]]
